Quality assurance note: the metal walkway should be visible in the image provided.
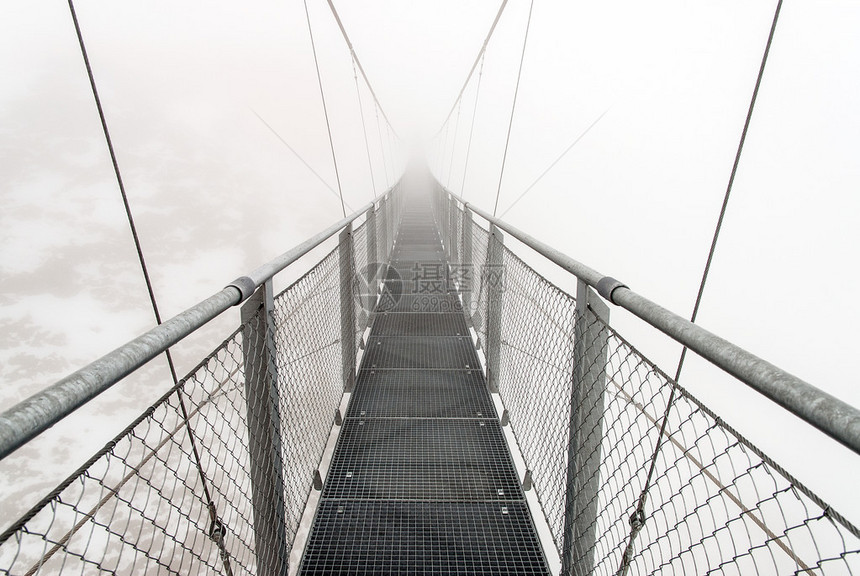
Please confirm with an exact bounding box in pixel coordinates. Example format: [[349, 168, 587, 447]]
[[298, 188, 551, 575], [3, 177, 860, 575]]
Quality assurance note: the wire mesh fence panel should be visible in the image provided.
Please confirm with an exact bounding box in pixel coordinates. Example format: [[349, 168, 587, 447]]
[[4, 179, 859, 576], [448, 201, 463, 286], [434, 183, 860, 575], [0, 326, 260, 575], [495, 244, 578, 553], [0, 185, 408, 576], [478, 252, 860, 576], [351, 219, 371, 349], [0, 245, 359, 575], [460, 215, 491, 339], [272, 246, 348, 553], [585, 309, 860, 575]]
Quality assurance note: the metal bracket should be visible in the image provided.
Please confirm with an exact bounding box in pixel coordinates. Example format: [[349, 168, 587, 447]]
[[227, 276, 256, 304], [596, 276, 628, 305]]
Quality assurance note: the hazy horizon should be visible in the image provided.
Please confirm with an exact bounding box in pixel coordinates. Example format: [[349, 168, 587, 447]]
[[2, 0, 859, 538]]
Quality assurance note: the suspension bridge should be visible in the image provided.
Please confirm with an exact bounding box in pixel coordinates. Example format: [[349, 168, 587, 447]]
[[2, 0, 860, 575]]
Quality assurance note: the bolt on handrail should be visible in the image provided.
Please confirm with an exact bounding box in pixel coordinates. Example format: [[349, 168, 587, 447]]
[[438, 184, 860, 456], [0, 184, 399, 461]]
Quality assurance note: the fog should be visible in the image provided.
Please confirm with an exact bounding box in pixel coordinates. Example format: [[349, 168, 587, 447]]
[[1, 0, 859, 532]]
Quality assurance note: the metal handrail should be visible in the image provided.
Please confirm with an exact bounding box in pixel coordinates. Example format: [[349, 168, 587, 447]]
[[0, 186, 397, 460], [440, 185, 860, 456]]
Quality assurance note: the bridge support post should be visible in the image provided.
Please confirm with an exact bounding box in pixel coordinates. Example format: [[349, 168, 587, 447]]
[[462, 207, 473, 319], [386, 194, 395, 256], [438, 186, 448, 256], [562, 280, 610, 576], [441, 192, 447, 258], [240, 279, 289, 576], [366, 205, 378, 314], [378, 197, 389, 264], [340, 223, 356, 392], [448, 195, 458, 264], [485, 224, 504, 393]]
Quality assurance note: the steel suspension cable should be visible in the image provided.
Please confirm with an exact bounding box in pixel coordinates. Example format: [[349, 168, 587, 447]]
[[492, 0, 535, 217], [386, 122, 397, 178], [434, 0, 509, 138], [324, 0, 399, 140], [440, 122, 450, 181], [352, 56, 377, 198], [303, 0, 347, 218], [375, 102, 391, 186], [446, 100, 462, 187], [617, 2, 784, 574], [499, 108, 609, 218], [459, 52, 486, 199], [251, 108, 354, 211], [66, 2, 233, 573], [676, 0, 784, 380]]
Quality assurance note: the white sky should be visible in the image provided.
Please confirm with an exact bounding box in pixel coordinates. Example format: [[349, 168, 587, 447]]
[[1, 0, 859, 532]]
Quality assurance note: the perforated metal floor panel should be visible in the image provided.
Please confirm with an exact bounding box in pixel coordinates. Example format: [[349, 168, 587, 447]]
[[298, 191, 550, 575], [324, 419, 521, 501], [370, 313, 468, 336], [392, 249, 445, 261], [395, 237, 440, 246], [362, 336, 480, 370], [349, 370, 494, 418], [301, 501, 548, 576], [381, 294, 464, 314], [384, 262, 453, 296]]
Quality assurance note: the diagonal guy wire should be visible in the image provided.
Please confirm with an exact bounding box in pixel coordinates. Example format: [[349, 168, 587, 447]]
[[251, 108, 354, 212], [499, 107, 609, 219], [617, 2, 784, 574], [68, 2, 234, 573]]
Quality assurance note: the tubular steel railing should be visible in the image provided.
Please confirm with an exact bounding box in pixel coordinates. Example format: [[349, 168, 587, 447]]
[[0, 183, 403, 575], [2, 174, 860, 575], [432, 182, 860, 575]]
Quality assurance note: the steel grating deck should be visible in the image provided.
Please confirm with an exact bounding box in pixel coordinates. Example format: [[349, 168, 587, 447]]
[[362, 337, 480, 370], [323, 419, 522, 501], [301, 502, 548, 576], [370, 313, 469, 337], [348, 370, 494, 418], [377, 293, 465, 314], [298, 189, 550, 575]]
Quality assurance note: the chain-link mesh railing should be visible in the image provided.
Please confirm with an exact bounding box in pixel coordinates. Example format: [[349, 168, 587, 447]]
[[0, 322, 259, 574], [584, 311, 860, 575], [352, 219, 370, 355], [352, 186, 404, 361], [0, 185, 403, 575], [4, 177, 856, 575], [436, 184, 860, 575], [271, 246, 346, 558], [497, 248, 579, 551]]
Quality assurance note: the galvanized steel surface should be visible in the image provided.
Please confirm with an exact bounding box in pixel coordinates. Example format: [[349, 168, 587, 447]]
[[2, 176, 860, 575], [0, 287, 240, 460], [0, 186, 398, 462], [297, 186, 551, 575], [444, 185, 860, 456], [436, 181, 860, 574]]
